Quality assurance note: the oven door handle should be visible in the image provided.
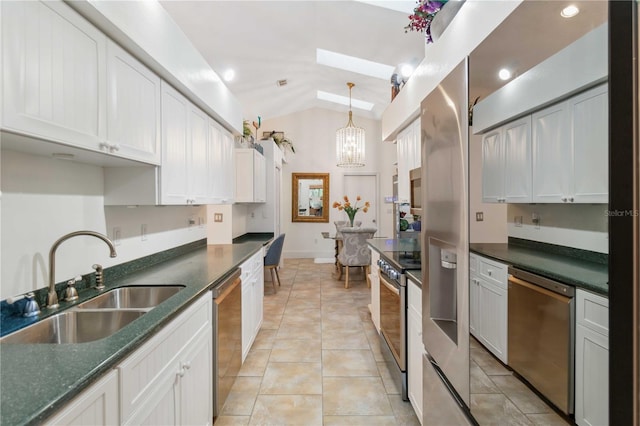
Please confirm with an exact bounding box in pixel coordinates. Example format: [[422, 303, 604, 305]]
[[380, 277, 400, 295]]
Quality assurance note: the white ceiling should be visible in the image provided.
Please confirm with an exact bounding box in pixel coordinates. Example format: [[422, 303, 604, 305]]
[[159, 0, 425, 122]]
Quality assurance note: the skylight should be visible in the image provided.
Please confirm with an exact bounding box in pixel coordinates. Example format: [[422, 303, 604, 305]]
[[317, 90, 375, 111], [316, 48, 395, 80]]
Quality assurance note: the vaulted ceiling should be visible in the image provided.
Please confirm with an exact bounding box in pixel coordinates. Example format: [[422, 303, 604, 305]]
[[160, 1, 425, 122]]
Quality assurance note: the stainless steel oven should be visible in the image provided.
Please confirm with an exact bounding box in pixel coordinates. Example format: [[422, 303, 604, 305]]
[[378, 256, 408, 400]]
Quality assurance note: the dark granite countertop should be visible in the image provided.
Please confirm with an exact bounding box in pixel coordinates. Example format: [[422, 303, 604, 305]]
[[0, 238, 268, 425], [367, 237, 421, 254], [232, 232, 274, 244], [407, 270, 422, 287], [470, 239, 608, 296]]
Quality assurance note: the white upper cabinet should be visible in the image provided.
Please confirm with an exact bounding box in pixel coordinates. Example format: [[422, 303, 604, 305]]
[[207, 120, 235, 204], [1, 1, 106, 148], [569, 84, 608, 203], [532, 84, 608, 203], [105, 40, 161, 164], [532, 102, 570, 202], [482, 116, 532, 203], [235, 149, 266, 203], [160, 81, 223, 205], [396, 118, 420, 203], [160, 82, 191, 204]]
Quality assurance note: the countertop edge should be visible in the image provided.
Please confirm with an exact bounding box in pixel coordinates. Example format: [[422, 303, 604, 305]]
[[470, 245, 608, 297]]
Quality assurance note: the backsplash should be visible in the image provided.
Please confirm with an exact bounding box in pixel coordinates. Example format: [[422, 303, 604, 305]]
[[1, 149, 206, 300], [507, 204, 608, 253]]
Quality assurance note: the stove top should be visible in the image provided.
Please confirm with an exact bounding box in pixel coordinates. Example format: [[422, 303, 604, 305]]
[[380, 251, 422, 271]]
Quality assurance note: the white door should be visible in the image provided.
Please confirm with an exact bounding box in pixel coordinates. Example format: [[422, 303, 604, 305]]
[[343, 173, 378, 230]]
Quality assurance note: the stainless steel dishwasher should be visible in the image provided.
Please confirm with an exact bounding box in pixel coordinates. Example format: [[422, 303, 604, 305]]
[[211, 268, 242, 421], [508, 267, 575, 415]]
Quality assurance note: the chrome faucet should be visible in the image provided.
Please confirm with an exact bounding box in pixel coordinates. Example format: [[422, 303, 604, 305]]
[[48, 231, 117, 309]]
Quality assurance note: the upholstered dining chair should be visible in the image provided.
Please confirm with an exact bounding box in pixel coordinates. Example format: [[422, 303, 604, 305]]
[[264, 234, 285, 293], [337, 227, 377, 289], [334, 220, 362, 238]]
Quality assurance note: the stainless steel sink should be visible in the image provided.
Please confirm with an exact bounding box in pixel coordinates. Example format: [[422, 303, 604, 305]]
[[75, 285, 184, 310], [0, 310, 146, 344]]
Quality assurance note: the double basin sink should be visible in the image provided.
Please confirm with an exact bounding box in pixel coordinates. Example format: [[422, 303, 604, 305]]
[[1, 286, 184, 344]]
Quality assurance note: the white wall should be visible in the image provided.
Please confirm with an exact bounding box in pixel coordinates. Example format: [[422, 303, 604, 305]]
[[469, 130, 507, 243], [1, 149, 205, 300], [262, 107, 393, 259]]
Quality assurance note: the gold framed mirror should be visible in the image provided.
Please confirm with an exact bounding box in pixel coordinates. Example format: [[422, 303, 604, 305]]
[[292, 173, 330, 223]]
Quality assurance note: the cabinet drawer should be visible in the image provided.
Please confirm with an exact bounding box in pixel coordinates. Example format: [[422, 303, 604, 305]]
[[408, 279, 422, 316], [576, 289, 609, 336], [478, 257, 508, 289], [119, 294, 211, 420]]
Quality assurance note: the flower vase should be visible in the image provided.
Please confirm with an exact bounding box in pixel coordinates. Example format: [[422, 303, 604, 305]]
[[347, 212, 356, 227]]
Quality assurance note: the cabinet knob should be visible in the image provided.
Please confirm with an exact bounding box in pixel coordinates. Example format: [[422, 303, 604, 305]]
[[568, 196, 574, 202], [561, 196, 567, 202]]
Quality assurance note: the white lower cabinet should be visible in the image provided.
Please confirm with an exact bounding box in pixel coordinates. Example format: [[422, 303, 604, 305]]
[[119, 292, 212, 425], [46, 370, 119, 425], [575, 289, 609, 426], [407, 278, 423, 424], [241, 250, 265, 361], [469, 253, 508, 364]]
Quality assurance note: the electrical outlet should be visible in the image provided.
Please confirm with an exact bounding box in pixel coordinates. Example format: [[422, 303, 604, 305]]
[[188, 217, 196, 227], [141, 224, 147, 241], [475, 212, 484, 222], [112, 227, 121, 246], [532, 212, 540, 229], [514, 216, 523, 227], [214, 213, 223, 222]]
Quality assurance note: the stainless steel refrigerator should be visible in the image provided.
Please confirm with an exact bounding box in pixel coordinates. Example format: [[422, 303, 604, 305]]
[[420, 59, 473, 425]]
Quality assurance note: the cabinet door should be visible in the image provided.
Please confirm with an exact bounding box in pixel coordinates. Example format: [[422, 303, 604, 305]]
[[220, 130, 236, 203], [532, 102, 570, 203], [179, 331, 213, 426], [407, 307, 423, 422], [124, 369, 178, 426], [569, 84, 608, 203], [2, 1, 106, 149], [241, 278, 254, 362], [253, 269, 264, 337], [481, 129, 504, 203], [235, 150, 254, 203], [189, 105, 211, 204], [503, 116, 532, 203], [254, 152, 267, 202], [47, 370, 119, 425], [370, 250, 381, 332], [106, 40, 161, 164], [397, 129, 410, 203], [469, 277, 480, 338], [575, 324, 609, 426], [160, 82, 190, 204], [478, 280, 507, 364]]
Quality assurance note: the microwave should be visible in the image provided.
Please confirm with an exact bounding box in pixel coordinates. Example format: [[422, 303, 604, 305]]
[[409, 167, 422, 216]]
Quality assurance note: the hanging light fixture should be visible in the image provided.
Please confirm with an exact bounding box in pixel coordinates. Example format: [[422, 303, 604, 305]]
[[336, 82, 365, 167]]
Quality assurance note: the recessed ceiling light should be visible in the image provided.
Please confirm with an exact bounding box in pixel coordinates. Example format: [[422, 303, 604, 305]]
[[400, 64, 414, 78], [498, 68, 512, 81], [317, 90, 374, 111], [223, 69, 235, 82], [316, 48, 394, 80], [561, 5, 579, 18]]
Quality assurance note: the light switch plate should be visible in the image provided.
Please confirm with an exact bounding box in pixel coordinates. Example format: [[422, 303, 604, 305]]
[[214, 213, 223, 222], [475, 212, 484, 221]]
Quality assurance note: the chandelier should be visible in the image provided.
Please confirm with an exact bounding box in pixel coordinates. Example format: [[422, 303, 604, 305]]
[[336, 82, 365, 167]]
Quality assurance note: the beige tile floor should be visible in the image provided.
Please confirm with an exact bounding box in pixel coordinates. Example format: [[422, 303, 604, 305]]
[[469, 337, 571, 425], [215, 258, 420, 426], [216, 258, 571, 426]]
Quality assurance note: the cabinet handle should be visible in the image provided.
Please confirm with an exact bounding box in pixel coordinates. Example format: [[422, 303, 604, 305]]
[[568, 196, 574, 202], [561, 196, 567, 202], [109, 143, 120, 152], [182, 361, 191, 370], [99, 142, 110, 151], [177, 368, 185, 378], [488, 270, 492, 276]]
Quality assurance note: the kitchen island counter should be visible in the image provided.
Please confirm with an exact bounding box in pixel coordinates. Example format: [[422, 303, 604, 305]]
[[0, 237, 269, 425]]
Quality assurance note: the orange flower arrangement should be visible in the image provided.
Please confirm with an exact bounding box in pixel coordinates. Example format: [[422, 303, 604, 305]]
[[332, 195, 370, 226]]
